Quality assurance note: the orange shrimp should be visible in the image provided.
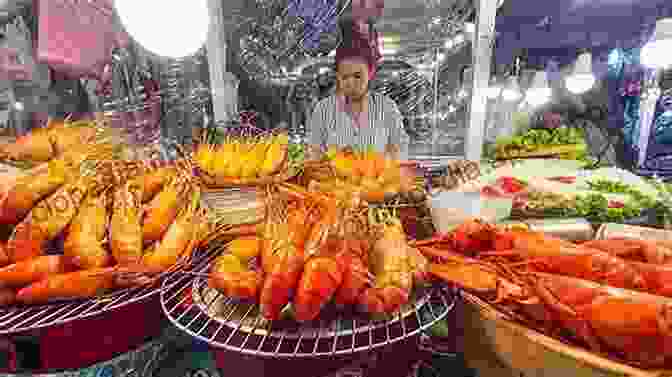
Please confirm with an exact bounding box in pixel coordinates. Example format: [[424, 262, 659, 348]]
[[16, 268, 117, 304], [139, 166, 176, 203], [0, 289, 16, 307], [0, 255, 76, 287], [0, 126, 54, 162], [259, 239, 306, 320], [304, 199, 339, 257], [0, 120, 96, 162], [0, 164, 67, 226], [276, 183, 340, 256], [64, 192, 111, 269], [0, 244, 9, 267], [0, 120, 99, 163], [294, 247, 344, 321], [285, 202, 315, 249], [333, 239, 371, 307], [0, 140, 116, 227], [7, 177, 89, 262], [209, 254, 263, 300], [582, 238, 672, 265], [358, 219, 414, 314], [142, 191, 201, 274], [110, 180, 144, 265], [142, 176, 188, 245]]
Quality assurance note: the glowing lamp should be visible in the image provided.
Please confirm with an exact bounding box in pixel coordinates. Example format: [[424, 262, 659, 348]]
[[565, 52, 595, 94], [641, 18, 672, 69], [114, 0, 210, 59]]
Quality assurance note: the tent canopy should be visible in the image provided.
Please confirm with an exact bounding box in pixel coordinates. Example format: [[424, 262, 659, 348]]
[[494, 0, 671, 67]]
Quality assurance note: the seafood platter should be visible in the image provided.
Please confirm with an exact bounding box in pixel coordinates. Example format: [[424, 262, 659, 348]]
[[0, 121, 455, 362], [416, 219, 672, 373], [162, 141, 456, 358], [0, 120, 211, 335], [160, 181, 455, 357]]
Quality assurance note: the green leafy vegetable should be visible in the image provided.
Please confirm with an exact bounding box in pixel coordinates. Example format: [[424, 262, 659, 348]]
[[521, 178, 658, 223]]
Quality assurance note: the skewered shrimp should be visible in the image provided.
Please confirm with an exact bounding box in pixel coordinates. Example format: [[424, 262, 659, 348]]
[[7, 175, 90, 262], [294, 239, 344, 321], [110, 180, 144, 265], [64, 192, 111, 269], [142, 191, 202, 273]]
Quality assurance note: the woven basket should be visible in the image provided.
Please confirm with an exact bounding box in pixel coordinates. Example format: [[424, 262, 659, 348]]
[[202, 188, 266, 225], [461, 292, 670, 377]]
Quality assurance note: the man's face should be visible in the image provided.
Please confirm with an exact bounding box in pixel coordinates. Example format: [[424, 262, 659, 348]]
[[336, 60, 370, 100]]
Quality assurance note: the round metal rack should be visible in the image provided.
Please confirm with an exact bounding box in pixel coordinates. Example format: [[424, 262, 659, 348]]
[[160, 247, 457, 358], [0, 266, 187, 335]]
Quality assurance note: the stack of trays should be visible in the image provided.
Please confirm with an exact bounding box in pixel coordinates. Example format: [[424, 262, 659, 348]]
[[202, 187, 266, 225]]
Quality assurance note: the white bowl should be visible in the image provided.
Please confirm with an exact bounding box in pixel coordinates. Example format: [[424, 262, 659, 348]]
[[428, 191, 513, 233]]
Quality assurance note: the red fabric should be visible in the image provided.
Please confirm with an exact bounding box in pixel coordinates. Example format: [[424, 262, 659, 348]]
[[214, 339, 421, 377], [351, 0, 384, 20], [335, 21, 381, 80], [39, 296, 164, 370]]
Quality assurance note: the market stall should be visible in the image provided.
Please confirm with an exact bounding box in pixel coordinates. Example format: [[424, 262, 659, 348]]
[[2, 0, 672, 376]]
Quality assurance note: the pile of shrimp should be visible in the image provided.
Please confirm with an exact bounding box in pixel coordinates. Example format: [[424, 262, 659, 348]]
[[0, 146, 208, 306], [207, 183, 429, 321]]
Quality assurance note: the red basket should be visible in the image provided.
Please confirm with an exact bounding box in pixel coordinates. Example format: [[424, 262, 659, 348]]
[[213, 339, 422, 377], [40, 297, 165, 370], [0, 296, 165, 372]]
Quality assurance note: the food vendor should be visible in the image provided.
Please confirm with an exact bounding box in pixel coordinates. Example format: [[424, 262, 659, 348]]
[[307, 29, 410, 159]]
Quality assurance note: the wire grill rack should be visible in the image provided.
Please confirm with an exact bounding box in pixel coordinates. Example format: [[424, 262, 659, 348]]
[[160, 248, 456, 358], [0, 266, 186, 335]]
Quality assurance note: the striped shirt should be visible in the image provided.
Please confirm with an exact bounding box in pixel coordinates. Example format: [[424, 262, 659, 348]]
[[307, 92, 410, 158]]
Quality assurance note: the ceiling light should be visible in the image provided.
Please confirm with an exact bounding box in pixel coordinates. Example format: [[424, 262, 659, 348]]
[[115, 0, 210, 58], [464, 23, 475, 34], [565, 52, 595, 94], [437, 53, 446, 61], [501, 76, 521, 101], [525, 70, 551, 106], [641, 18, 672, 69], [380, 47, 398, 55], [485, 86, 502, 99]]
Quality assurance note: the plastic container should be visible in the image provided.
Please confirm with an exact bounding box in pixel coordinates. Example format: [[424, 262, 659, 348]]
[[428, 191, 512, 233]]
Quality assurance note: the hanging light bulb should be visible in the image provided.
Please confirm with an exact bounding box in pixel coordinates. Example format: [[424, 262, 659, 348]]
[[115, 0, 210, 59], [485, 77, 502, 99], [486, 86, 502, 99], [525, 70, 551, 106], [501, 76, 521, 101], [565, 52, 595, 94], [641, 18, 672, 69]]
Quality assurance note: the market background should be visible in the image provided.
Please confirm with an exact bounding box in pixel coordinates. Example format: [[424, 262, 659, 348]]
[[1, 0, 672, 376]]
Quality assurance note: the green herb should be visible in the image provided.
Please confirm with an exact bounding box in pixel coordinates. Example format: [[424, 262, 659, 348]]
[[587, 179, 656, 209], [528, 178, 658, 223], [496, 126, 586, 149], [570, 194, 643, 223]]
